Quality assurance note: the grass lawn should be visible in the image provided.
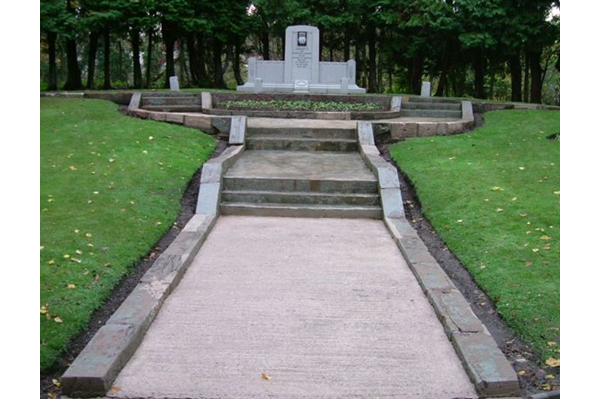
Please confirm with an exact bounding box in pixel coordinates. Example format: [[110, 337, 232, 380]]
[[40, 98, 215, 372], [389, 109, 560, 364]]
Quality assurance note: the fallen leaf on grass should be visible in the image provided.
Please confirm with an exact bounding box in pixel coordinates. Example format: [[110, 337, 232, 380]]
[[545, 357, 560, 367], [54, 317, 63, 323], [67, 284, 76, 289], [540, 235, 552, 240], [491, 186, 504, 191]]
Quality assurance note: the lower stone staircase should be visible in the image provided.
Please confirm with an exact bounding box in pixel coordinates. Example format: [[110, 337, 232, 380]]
[[220, 123, 382, 218], [400, 97, 462, 119]]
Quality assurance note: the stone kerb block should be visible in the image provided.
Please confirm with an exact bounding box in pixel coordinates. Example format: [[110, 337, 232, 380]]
[[229, 116, 247, 145], [201, 92, 212, 109]]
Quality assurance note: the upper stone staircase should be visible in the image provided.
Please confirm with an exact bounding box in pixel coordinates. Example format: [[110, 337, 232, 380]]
[[400, 97, 463, 119]]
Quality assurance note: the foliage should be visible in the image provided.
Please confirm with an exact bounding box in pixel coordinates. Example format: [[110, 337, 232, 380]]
[[221, 99, 382, 111], [40, 98, 216, 371], [389, 110, 560, 362], [40, 0, 560, 103]]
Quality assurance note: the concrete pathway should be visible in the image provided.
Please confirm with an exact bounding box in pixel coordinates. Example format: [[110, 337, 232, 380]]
[[109, 216, 477, 399]]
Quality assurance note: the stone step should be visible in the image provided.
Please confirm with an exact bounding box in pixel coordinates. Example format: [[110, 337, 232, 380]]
[[142, 96, 201, 106], [223, 177, 378, 194], [403, 97, 460, 104], [400, 109, 462, 119], [221, 190, 380, 206], [246, 137, 358, 152], [220, 202, 382, 219], [402, 102, 461, 111], [247, 127, 356, 140], [141, 105, 203, 113]]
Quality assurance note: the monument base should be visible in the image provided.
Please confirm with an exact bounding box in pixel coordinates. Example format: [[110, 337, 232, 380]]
[[237, 81, 366, 95]]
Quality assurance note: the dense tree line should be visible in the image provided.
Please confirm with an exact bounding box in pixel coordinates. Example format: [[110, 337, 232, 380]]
[[40, 0, 560, 103]]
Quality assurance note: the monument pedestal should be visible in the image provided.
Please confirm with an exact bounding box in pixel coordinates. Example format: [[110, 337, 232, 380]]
[[237, 25, 366, 94]]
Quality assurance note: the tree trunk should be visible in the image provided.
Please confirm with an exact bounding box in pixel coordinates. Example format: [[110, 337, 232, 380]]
[[131, 30, 142, 88], [86, 32, 99, 89], [367, 27, 377, 93], [344, 29, 351, 61], [524, 54, 530, 103], [212, 39, 227, 89], [509, 54, 522, 102], [63, 38, 83, 90], [145, 30, 153, 88], [164, 35, 176, 89], [408, 54, 424, 95], [102, 28, 111, 89], [528, 50, 543, 104], [260, 28, 270, 60], [233, 37, 244, 86], [473, 48, 485, 99], [63, 0, 82, 90], [46, 31, 58, 91]]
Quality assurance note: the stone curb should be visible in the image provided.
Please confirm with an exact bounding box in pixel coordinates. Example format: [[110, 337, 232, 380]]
[[383, 216, 521, 398], [356, 121, 519, 397], [60, 213, 218, 397], [60, 117, 248, 398]]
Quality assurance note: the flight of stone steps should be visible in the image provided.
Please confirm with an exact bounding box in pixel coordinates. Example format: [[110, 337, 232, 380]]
[[220, 123, 383, 219], [400, 97, 463, 119]]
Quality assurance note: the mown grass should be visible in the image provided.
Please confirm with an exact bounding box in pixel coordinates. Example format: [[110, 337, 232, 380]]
[[389, 110, 560, 363], [40, 98, 215, 371]]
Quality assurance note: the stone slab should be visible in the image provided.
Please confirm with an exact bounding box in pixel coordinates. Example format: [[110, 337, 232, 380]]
[[453, 332, 521, 397]]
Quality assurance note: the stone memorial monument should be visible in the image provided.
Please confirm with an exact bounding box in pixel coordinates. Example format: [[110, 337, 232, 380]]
[[237, 25, 366, 94]]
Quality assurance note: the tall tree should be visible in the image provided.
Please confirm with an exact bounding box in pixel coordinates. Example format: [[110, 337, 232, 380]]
[[63, 0, 83, 90]]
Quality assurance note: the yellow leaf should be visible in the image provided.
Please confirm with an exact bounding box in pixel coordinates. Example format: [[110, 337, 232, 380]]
[[86, 233, 93, 238], [532, 248, 539, 252], [54, 317, 63, 323], [261, 373, 271, 381], [518, 370, 526, 376], [47, 260, 55, 265], [67, 284, 76, 289], [496, 208, 504, 212], [545, 357, 560, 367], [491, 186, 504, 191], [69, 165, 77, 171], [52, 379, 61, 388], [70, 257, 82, 263], [540, 235, 552, 240], [40, 306, 48, 315], [547, 341, 557, 347], [109, 387, 121, 394]]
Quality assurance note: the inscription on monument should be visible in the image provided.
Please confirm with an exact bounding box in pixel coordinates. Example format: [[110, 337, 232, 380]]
[[293, 50, 311, 69]]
